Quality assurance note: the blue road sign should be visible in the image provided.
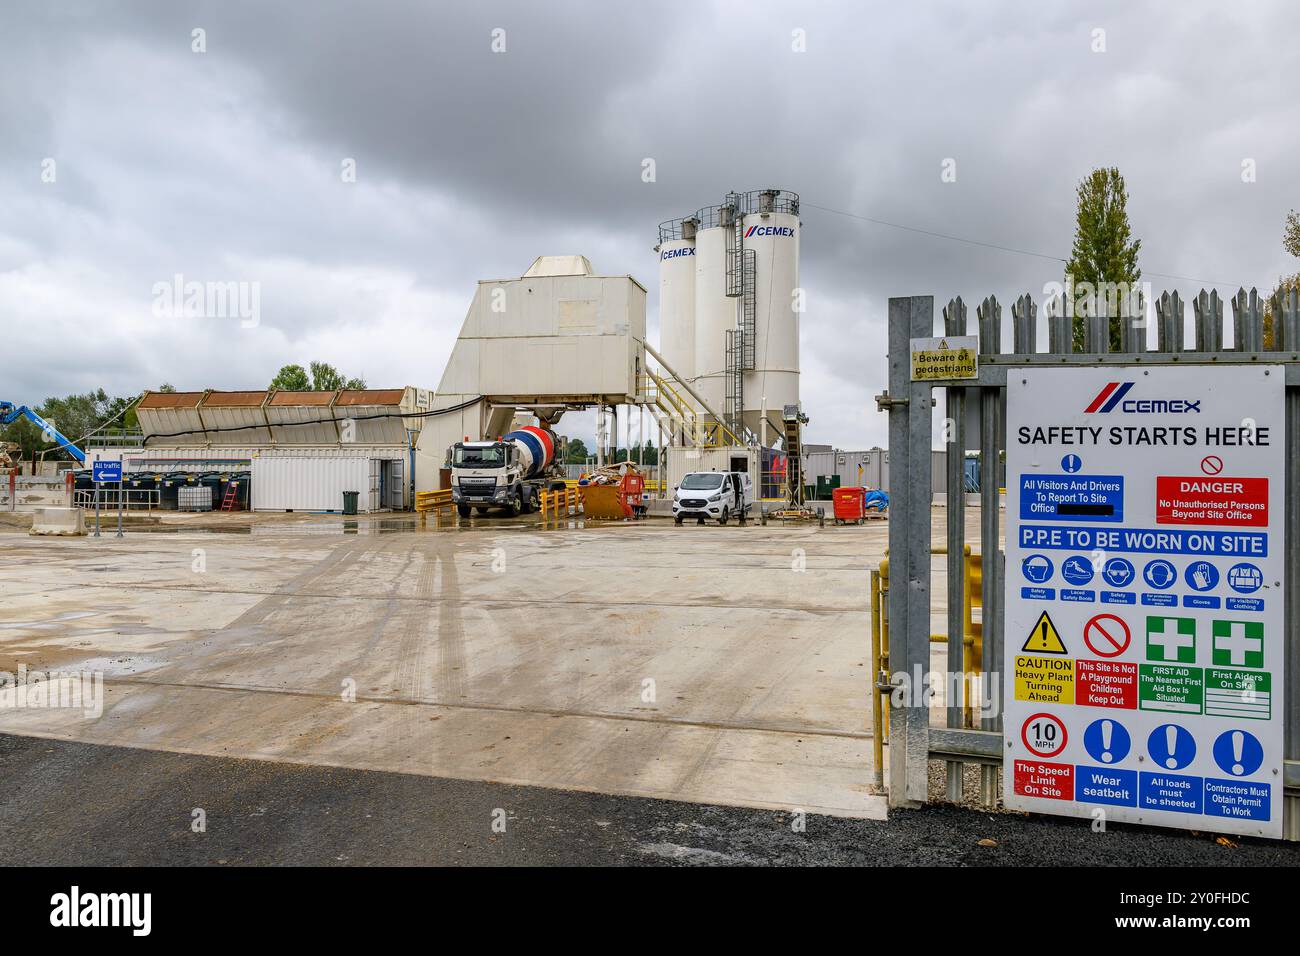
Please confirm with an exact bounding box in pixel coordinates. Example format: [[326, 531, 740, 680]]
[[1102, 557, 1135, 588], [1061, 555, 1095, 586], [92, 461, 122, 482], [1083, 718, 1131, 765], [1226, 563, 1263, 594], [1212, 729, 1264, 777], [1147, 723, 1196, 771], [1143, 559, 1177, 590], [1185, 560, 1220, 592], [1061, 454, 1082, 473], [1022, 554, 1054, 584]]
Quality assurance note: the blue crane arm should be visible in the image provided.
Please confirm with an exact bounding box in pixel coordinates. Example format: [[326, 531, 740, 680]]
[[0, 402, 86, 463]]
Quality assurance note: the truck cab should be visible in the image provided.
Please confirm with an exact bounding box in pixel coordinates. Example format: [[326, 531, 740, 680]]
[[450, 441, 530, 517], [672, 470, 753, 525]]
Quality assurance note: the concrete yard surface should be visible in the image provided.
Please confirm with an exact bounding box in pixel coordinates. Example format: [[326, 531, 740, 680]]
[[0, 513, 990, 821]]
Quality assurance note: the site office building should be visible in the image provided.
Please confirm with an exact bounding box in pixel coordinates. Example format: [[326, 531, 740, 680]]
[[130, 387, 434, 512]]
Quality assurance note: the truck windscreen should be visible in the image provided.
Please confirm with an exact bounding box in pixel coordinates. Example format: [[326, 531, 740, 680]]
[[454, 446, 506, 467]]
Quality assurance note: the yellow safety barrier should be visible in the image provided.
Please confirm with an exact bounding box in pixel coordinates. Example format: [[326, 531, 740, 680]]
[[870, 546, 982, 787], [540, 485, 583, 520], [415, 489, 454, 525]]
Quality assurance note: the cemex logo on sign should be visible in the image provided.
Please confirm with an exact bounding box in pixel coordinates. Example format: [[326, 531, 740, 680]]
[[1083, 382, 1201, 414], [660, 247, 695, 260]]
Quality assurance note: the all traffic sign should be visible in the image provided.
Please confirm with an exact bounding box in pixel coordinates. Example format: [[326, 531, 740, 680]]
[[1083, 614, 1131, 658]]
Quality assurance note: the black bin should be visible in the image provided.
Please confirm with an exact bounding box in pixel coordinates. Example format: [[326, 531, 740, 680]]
[[342, 490, 359, 515]]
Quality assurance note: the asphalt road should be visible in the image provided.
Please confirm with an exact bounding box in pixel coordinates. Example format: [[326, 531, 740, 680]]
[[1, 733, 1296, 866]]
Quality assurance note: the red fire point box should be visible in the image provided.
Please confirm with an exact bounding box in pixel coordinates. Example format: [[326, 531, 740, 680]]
[[1155, 476, 1268, 527], [1013, 760, 1074, 800], [1076, 659, 1137, 709]]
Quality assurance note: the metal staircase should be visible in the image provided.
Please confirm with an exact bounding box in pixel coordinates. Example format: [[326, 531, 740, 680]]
[[780, 404, 807, 507]]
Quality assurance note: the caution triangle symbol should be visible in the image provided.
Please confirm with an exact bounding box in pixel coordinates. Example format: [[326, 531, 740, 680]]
[[1022, 610, 1068, 654]]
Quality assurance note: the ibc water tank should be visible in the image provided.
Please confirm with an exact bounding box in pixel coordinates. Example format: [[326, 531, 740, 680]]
[[739, 210, 800, 437], [657, 232, 696, 383]]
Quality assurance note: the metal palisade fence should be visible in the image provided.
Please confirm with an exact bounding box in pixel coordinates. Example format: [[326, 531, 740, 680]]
[[879, 287, 1300, 841]]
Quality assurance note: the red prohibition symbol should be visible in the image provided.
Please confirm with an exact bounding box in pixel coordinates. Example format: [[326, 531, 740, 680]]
[[1083, 613, 1131, 658], [1200, 455, 1224, 475]]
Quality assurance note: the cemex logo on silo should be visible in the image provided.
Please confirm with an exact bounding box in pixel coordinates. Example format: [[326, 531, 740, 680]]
[[743, 225, 796, 238], [660, 247, 695, 260], [1083, 381, 1201, 414]]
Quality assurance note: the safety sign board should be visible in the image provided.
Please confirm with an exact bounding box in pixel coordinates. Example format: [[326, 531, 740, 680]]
[[1004, 366, 1284, 837], [909, 335, 977, 381]]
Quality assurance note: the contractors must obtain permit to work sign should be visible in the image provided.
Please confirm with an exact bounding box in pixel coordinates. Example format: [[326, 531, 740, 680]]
[[1004, 366, 1285, 838]]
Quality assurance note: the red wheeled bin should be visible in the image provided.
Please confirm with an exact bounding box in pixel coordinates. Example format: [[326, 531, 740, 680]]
[[832, 486, 867, 525]]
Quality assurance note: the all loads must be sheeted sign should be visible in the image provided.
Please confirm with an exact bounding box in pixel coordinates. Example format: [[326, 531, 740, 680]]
[[1004, 366, 1285, 838]]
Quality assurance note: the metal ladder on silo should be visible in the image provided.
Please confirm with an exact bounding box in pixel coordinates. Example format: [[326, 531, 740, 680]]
[[722, 196, 758, 437]]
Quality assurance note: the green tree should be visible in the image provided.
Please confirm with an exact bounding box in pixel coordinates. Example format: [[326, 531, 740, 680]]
[[308, 361, 366, 391], [1284, 210, 1300, 259], [563, 437, 589, 463], [269, 361, 366, 391], [157, 383, 177, 393], [1065, 167, 1142, 351], [269, 364, 311, 390]]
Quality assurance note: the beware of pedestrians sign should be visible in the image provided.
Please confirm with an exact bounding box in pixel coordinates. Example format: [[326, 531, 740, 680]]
[[1003, 366, 1285, 838]]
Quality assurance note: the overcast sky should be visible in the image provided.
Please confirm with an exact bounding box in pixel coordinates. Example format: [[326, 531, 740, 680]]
[[3, 1, 1297, 449]]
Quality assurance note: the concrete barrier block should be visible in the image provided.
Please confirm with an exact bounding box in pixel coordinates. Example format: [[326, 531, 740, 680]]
[[29, 507, 86, 536]]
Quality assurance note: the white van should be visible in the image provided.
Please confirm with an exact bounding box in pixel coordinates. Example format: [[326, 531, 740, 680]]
[[672, 471, 753, 525]]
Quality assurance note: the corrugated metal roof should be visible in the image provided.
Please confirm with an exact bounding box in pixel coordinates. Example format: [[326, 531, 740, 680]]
[[269, 390, 335, 406], [336, 389, 405, 406], [202, 391, 268, 407], [138, 391, 204, 409]]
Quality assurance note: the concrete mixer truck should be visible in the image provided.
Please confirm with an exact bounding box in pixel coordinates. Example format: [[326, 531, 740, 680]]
[[448, 425, 568, 518]]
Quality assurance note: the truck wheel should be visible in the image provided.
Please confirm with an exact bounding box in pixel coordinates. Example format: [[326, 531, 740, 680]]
[[457, 504, 471, 519], [508, 489, 523, 517], [476, 506, 490, 515], [719, 507, 729, 526], [527, 487, 540, 513]]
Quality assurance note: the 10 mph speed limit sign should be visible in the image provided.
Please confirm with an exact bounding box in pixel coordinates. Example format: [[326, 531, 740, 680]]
[[1004, 366, 1285, 839]]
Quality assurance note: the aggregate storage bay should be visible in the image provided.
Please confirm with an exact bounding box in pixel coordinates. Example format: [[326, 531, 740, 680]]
[[1004, 366, 1284, 838]]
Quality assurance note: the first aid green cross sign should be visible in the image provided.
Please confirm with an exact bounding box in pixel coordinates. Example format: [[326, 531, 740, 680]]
[[1211, 620, 1264, 668], [1146, 616, 1196, 664]]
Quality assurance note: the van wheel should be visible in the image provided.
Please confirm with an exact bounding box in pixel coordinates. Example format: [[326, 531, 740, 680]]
[[674, 515, 683, 525], [719, 507, 729, 526], [457, 504, 471, 519]]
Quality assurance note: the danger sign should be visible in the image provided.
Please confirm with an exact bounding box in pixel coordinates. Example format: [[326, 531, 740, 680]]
[[1155, 475, 1268, 527], [1083, 613, 1131, 658]]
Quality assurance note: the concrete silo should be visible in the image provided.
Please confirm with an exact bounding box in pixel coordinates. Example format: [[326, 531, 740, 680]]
[[656, 217, 697, 385], [738, 189, 800, 438], [655, 189, 800, 442]]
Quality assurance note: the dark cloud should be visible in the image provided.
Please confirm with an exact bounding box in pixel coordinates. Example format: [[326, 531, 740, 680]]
[[2, 1, 1297, 448]]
